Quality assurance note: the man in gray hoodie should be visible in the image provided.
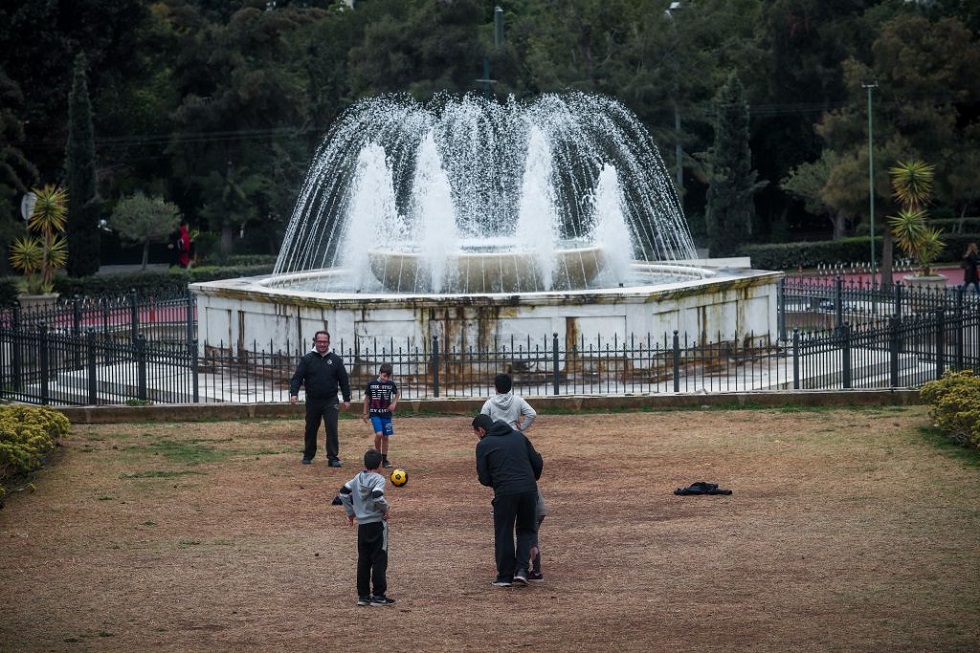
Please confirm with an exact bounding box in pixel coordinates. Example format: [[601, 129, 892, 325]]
[[480, 373, 537, 431]]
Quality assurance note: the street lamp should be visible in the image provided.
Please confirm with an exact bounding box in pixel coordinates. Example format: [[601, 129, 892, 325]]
[[862, 80, 878, 287], [665, 2, 684, 193]]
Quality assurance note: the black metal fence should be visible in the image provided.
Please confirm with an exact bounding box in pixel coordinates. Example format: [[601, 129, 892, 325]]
[[2, 278, 978, 406]]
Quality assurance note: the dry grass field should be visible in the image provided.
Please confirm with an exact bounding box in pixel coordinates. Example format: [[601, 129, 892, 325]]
[[1, 405, 978, 653]]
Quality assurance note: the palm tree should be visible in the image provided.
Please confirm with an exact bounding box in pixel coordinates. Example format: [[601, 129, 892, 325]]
[[9, 184, 69, 293], [887, 160, 944, 276]]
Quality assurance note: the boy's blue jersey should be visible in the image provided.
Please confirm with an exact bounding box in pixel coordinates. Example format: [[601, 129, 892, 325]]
[[365, 378, 398, 416]]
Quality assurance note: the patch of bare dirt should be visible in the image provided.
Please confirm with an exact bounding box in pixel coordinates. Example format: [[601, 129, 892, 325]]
[[1, 407, 978, 652]]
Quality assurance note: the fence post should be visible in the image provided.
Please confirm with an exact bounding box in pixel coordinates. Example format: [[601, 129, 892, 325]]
[[840, 322, 852, 389], [792, 328, 800, 390], [552, 332, 560, 396], [72, 296, 83, 371], [777, 278, 786, 342], [894, 283, 903, 320], [39, 322, 49, 405], [87, 328, 97, 404], [889, 315, 900, 387], [955, 287, 964, 371], [136, 334, 147, 401], [935, 308, 945, 380], [672, 330, 680, 393], [431, 334, 439, 398], [186, 288, 195, 353], [11, 305, 22, 391], [129, 290, 139, 355], [835, 276, 844, 330], [192, 338, 200, 403]]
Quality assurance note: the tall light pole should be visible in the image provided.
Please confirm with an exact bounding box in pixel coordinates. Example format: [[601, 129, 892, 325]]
[[666, 2, 684, 193], [862, 80, 878, 287]]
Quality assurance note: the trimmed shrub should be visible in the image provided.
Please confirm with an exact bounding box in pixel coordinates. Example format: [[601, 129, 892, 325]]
[[0, 406, 71, 501], [920, 371, 980, 450]]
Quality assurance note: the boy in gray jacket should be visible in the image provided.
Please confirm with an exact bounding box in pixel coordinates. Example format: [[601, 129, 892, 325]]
[[481, 373, 536, 431], [338, 449, 395, 606]]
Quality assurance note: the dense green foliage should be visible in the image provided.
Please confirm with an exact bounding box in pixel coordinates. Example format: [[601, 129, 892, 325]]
[[0, 406, 70, 501], [920, 371, 980, 450], [109, 193, 181, 269], [64, 55, 101, 277], [703, 74, 765, 257], [0, 0, 978, 271]]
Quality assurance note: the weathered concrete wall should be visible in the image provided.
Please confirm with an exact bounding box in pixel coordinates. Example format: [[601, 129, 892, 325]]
[[57, 389, 922, 424]]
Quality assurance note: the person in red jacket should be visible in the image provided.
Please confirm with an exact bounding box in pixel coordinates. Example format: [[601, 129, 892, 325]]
[[177, 223, 191, 268]]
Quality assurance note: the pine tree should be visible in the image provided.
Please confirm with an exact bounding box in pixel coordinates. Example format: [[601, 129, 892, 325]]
[[64, 53, 101, 277], [704, 73, 766, 258]]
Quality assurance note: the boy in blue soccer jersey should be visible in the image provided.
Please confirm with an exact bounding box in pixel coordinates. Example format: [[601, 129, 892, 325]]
[[362, 362, 399, 468]]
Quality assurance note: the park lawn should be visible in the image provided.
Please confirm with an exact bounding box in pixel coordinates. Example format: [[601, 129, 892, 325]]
[[1, 405, 978, 652]]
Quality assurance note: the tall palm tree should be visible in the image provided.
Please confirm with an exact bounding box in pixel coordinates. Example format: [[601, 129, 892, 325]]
[[887, 160, 944, 276], [9, 184, 69, 293]]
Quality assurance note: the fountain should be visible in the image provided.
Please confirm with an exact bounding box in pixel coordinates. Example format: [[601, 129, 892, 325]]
[[192, 93, 782, 361]]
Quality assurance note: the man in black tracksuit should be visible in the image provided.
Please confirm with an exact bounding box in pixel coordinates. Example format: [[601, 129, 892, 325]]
[[472, 413, 543, 587], [290, 331, 351, 466]]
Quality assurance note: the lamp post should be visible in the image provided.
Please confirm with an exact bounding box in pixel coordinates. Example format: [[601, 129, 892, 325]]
[[477, 6, 504, 99], [862, 81, 878, 287], [666, 2, 684, 193]]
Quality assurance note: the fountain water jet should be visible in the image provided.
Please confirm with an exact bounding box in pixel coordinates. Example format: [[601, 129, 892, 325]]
[[269, 92, 699, 293], [192, 93, 781, 362]]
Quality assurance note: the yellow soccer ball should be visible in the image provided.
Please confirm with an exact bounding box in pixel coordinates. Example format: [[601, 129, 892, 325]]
[[389, 468, 408, 487]]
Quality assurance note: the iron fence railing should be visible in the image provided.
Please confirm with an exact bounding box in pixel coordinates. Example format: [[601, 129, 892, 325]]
[[2, 278, 978, 406]]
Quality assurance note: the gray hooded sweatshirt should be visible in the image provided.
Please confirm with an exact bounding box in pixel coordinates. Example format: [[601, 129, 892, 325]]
[[481, 393, 537, 431]]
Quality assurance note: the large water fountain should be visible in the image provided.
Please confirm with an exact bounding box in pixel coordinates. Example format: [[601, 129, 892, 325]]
[[192, 93, 781, 361]]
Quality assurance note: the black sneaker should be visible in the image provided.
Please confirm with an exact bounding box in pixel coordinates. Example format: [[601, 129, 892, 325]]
[[328, 459, 342, 468], [528, 570, 544, 582], [382, 460, 394, 468], [491, 578, 512, 588], [370, 595, 396, 606], [513, 569, 529, 586], [357, 596, 371, 607], [301, 458, 312, 465]]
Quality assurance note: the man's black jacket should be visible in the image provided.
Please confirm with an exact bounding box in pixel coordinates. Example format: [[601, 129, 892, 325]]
[[289, 351, 351, 402], [476, 420, 543, 496]]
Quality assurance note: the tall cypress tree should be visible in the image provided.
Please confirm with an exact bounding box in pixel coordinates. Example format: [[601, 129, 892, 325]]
[[704, 73, 766, 258], [64, 53, 100, 277]]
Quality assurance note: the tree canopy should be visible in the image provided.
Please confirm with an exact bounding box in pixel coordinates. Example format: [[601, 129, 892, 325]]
[[1, 0, 978, 268]]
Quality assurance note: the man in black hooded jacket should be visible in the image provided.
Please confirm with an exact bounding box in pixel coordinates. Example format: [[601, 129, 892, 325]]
[[472, 413, 543, 587]]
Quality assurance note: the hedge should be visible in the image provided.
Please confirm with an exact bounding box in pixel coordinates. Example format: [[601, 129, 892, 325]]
[[920, 371, 980, 451], [0, 406, 71, 502], [740, 233, 980, 271]]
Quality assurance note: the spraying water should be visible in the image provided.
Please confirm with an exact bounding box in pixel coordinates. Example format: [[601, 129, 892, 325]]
[[272, 92, 697, 294]]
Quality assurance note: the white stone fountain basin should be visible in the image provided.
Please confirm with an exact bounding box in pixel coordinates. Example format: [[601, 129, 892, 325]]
[[368, 245, 605, 293]]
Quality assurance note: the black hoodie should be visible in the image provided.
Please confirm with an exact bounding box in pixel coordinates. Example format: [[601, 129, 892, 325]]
[[476, 420, 543, 496]]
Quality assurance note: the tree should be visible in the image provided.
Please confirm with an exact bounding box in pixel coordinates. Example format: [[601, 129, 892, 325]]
[[887, 159, 944, 276], [0, 69, 38, 272], [108, 192, 181, 270], [64, 53, 101, 277], [9, 184, 68, 294], [781, 150, 848, 240], [703, 74, 767, 257]]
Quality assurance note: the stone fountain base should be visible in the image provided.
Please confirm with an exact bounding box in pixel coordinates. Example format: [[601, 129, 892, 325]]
[[191, 261, 783, 360], [368, 245, 606, 293]]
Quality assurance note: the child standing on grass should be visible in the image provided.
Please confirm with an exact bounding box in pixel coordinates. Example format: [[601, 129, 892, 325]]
[[362, 362, 399, 468], [338, 449, 396, 607], [528, 489, 548, 581]]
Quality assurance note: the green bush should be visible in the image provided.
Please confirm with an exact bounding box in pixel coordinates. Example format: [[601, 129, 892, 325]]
[[920, 371, 980, 450], [740, 233, 980, 271], [0, 263, 275, 305], [0, 406, 71, 501]]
